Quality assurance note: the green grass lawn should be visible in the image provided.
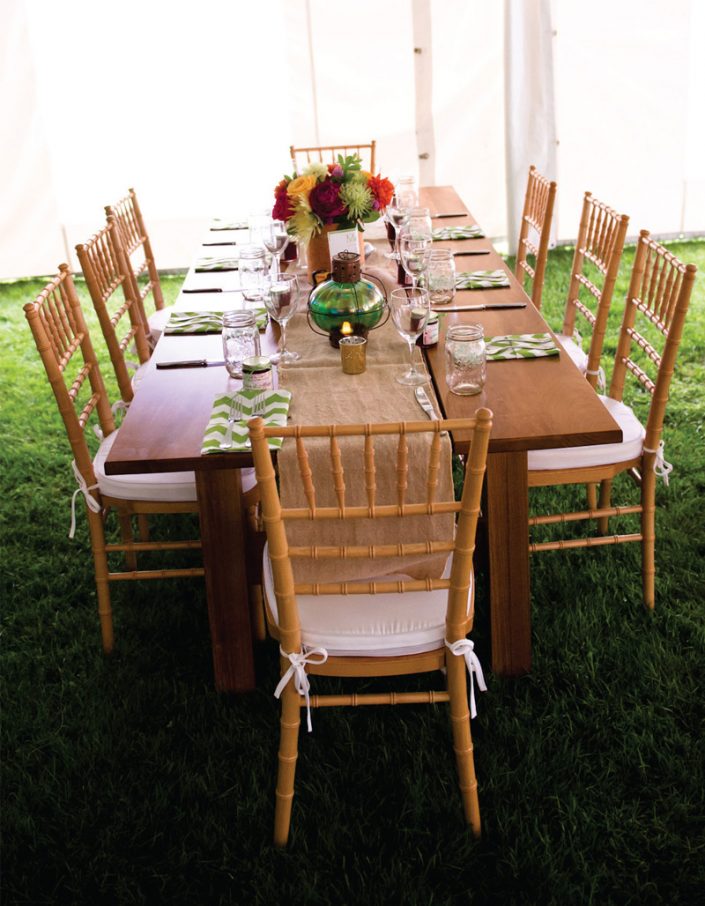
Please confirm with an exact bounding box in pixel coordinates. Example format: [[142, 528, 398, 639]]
[[2, 240, 704, 905]]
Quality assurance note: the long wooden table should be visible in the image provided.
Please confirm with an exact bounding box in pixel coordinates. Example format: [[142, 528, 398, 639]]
[[104, 186, 622, 690]]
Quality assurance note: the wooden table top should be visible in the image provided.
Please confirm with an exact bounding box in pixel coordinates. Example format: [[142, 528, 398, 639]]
[[105, 186, 622, 476]]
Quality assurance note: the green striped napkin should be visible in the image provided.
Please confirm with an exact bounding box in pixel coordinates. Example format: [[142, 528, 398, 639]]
[[456, 269, 510, 290], [165, 310, 268, 334], [195, 256, 240, 272], [433, 225, 485, 240], [202, 389, 292, 454], [210, 219, 248, 231], [485, 333, 560, 360]]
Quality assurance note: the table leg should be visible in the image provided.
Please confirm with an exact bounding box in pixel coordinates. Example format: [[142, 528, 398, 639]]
[[196, 468, 255, 692], [485, 450, 532, 675]]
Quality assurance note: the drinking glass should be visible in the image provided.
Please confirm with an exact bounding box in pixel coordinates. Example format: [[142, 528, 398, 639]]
[[222, 310, 261, 377], [384, 192, 409, 261], [405, 207, 433, 240], [239, 244, 267, 301], [389, 287, 430, 386], [399, 235, 431, 289], [445, 323, 486, 395], [427, 248, 456, 305], [262, 219, 289, 278], [396, 175, 418, 208], [263, 273, 301, 364]]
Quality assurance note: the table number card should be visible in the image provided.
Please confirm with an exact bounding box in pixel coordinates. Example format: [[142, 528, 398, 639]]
[[328, 227, 361, 260]]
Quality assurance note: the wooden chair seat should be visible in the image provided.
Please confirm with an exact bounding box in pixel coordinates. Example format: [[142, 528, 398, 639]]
[[250, 412, 492, 847], [528, 396, 645, 473], [262, 548, 471, 657], [528, 232, 697, 609]]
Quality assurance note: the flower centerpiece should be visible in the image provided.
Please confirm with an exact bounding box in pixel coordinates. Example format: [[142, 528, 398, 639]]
[[272, 154, 394, 276]]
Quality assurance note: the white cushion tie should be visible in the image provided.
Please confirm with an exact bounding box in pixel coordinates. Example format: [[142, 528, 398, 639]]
[[585, 365, 606, 392], [69, 460, 102, 539], [274, 646, 329, 732], [643, 440, 673, 486], [445, 638, 487, 719]]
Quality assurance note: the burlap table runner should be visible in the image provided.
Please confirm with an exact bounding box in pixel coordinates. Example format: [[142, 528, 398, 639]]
[[277, 362, 455, 584]]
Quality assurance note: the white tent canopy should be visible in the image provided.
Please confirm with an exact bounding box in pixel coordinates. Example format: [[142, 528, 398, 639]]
[[1, 0, 703, 279]]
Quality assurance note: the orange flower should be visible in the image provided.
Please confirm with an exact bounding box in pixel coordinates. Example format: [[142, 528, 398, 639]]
[[368, 175, 394, 209]]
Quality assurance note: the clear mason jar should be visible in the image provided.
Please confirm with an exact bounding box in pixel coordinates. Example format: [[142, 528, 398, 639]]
[[445, 323, 486, 396], [222, 310, 261, 377], [404, 206, 433, 240], [238, 244, 267, 301], [426, 248, 456, 304], [396, 175, 418, 208]]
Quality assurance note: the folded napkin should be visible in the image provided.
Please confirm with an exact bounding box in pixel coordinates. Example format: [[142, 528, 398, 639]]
[[202, 389, 292, 453], [485, 333, 560, 360], [165, 309, 268, 334], [433, 225, 485, 240], [210, 219, 248, 231], [456, 269, 511, 290], [195, 256, 240, 272]]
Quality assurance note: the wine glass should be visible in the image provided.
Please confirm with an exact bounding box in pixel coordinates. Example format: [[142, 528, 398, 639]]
[[384, 193, 409, 260], [389, 287, 430, 386], [262, 220, 289, 278], [399, 234, 431, 289], [263, 273, 301, 364]]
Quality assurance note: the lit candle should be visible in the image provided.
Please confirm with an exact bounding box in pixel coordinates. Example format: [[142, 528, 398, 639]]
[[340, 321, 353, 337], [339, 335, 367, 374]]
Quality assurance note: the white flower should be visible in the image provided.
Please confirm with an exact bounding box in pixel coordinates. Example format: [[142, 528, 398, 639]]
[[302, 161, 329, 181]]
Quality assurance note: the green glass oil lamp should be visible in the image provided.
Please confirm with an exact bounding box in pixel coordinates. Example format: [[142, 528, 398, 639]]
[[307, 251, 388, 347]]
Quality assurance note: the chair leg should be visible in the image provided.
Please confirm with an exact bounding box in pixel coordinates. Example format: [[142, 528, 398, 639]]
[[87, 508, 114, 653], [250, 585, 267, 642], [273, 673, 301, 847], [597, 478, 613, 535], [641, 470, 657, 610], [586, 482, 597, 513], [446, 651, 481, 836], [118, 514, 137, 570]]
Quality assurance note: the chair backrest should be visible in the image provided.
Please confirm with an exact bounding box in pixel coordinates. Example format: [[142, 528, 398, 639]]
[[609, 231, 697, 452], [23, 265, 115, 494], [249, 412, 492, 655], [75, 218, 151, 404], [290, 140, 376, 174], [105, 187, 165, 314], [515, 165, 557, 310], [562, 192, 630, 387]]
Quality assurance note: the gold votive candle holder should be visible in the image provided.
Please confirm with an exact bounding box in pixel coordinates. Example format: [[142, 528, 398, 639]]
[[339, 335, 367, 374]]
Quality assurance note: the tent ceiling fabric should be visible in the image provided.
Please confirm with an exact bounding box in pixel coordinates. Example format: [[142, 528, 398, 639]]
[[0, 0, 702, 279]]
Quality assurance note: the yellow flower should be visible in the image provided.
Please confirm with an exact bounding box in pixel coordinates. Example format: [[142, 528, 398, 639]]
[[286, 175, 317, 198]]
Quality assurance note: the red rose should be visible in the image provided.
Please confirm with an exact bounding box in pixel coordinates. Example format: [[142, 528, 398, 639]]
[[309, 178, 346, 223], [272, 179, 294, 221]]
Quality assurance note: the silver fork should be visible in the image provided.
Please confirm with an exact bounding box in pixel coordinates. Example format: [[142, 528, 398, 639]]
[[219, 396, 242, 450], [243, 391, 268, 447]]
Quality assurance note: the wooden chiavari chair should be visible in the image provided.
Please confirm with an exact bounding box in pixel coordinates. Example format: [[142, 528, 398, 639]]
[[75, 218, 151, 406], [105, 188, 174, 342], [514, 165, 557, 310], [24, 265, 203, 654], [249, 410, 492, 847], [556, 193, 629, 389], [290, 140, 376, 173], [527, 232, 697, 609]]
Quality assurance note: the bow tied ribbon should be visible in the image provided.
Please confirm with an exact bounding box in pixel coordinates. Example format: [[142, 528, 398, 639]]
[[274, 646, 329, 732], [445, 638, 487, 719]]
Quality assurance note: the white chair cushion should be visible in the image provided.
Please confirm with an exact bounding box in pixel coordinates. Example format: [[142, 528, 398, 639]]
[[263, 546, 471, 657], [94, 429, 256, 500], [147, 305, 175, 343], [528, 396, 645, 471], [130, 360, 151, 394], [555, 333, 588, 373]]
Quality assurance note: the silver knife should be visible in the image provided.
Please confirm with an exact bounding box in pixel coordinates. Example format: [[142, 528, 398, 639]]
[[431, 212, 468, 218], [156, 359, 226, 369], [182, 287, 249, 294], [415, 386, 439, 420], [453, 250, 491, 256], [432, 302, 527, 312]]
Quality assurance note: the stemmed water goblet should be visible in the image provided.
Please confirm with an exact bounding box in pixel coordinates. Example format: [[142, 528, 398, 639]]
[[389, 287, 431, 386], [263, 273, 301, 365], [384, 193, 409, 260], [262, 219, 289, 278], [399, 234, 431, 289]]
